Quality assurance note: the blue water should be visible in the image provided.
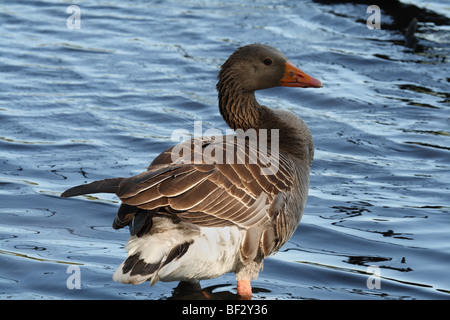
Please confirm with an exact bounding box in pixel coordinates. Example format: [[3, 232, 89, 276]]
[[1, 0, 449, 300]]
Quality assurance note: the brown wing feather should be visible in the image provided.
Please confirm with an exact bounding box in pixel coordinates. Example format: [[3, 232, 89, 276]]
[[61, 135, 298, 260], [116, 137, 294, 232]]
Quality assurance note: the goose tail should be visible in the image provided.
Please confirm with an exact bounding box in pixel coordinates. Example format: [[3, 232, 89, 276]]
[[61, 178, 125, 198]]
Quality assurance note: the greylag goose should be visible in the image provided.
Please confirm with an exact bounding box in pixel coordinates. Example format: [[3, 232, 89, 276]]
[[61, 44, 322, 299]]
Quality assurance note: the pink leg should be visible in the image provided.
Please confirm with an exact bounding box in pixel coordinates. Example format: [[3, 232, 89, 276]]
[[237, 280, 252, 300]]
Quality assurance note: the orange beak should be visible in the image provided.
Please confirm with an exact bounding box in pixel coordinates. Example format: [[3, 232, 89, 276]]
[[280, 61, 322, 88]]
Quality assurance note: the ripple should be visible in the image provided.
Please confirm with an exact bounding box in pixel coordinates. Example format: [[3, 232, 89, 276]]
[[1, 0, 449, 300]]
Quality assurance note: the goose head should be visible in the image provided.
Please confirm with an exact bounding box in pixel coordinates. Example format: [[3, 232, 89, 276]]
[[218, 44, 322, 92]]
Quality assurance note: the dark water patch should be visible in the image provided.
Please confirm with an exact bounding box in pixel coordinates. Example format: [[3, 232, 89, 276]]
[[314, 0, 450, 30], [407, 102, 441, 109], [398, 84, 450, 100], [404, 141, 450, 151], [347, 255, 391, 266]]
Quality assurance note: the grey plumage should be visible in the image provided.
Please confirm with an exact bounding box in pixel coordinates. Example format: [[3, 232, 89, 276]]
[[61, 44, 321, 294]]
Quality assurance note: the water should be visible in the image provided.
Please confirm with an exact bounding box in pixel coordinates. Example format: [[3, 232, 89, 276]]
[[1, 0, 449, 300]]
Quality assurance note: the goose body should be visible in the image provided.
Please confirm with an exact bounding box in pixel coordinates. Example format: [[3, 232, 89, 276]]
[[61, 44, 322, 299]]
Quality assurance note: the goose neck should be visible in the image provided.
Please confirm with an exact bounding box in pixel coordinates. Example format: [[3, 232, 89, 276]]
[[217, 75, 263, 131]]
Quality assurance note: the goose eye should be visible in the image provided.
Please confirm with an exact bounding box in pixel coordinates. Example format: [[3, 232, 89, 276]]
[[263, 58, 273, 66]]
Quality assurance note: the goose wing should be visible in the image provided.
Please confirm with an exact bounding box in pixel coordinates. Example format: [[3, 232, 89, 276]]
[[114, 136, 296, 259]]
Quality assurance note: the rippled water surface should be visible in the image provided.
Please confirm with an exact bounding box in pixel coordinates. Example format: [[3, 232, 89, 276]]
[[1, 0, 449, 300]]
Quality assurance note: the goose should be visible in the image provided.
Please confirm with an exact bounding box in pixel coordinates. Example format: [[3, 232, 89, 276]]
[[61, 44, 322, 299]]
